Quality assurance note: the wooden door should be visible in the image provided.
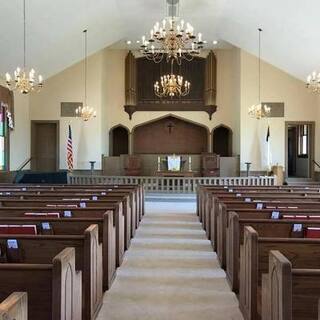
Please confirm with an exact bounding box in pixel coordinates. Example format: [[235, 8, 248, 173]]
[[31, 122, 58, 172]]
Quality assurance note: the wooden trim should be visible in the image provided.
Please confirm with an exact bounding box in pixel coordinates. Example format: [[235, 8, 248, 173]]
[[31, 120, 60, 171]]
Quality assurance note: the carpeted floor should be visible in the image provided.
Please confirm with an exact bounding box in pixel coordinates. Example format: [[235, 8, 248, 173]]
[[97, 200, 243, 320]]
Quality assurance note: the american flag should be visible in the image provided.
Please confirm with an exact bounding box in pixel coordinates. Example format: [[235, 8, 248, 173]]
[[67, 124, 73, 171]]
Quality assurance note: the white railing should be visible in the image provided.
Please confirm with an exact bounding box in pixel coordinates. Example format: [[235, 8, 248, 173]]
[[68, 175, 276, 193]]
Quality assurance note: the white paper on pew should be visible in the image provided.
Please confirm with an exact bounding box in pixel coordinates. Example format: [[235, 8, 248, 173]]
[[228, 189, 233, 192], [101, 192, 106, 195], [245, 198, 252, 202], [92, 196, 98, 201], [22, 188, 26, 191], [79, 202, 86, 208], [271, 211, 280, 219], [236, 193, 241, 197], [256, 203, 263, 210], [64, 211, 72, 217], [7, 239, 18, 249], [293, 224, 303, 232]]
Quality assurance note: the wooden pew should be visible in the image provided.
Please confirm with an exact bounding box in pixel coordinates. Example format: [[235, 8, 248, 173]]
[[215, 199, 320, 268], [0, 292, 27, 320], [0, 247, 82, 320], [262, 250, 320, 320], [0, 211, 116, 290], [0, 199, 126, 268], [0, 225, 102, 320], [226, 213, 320, 292], [239, 226, 320, 320]]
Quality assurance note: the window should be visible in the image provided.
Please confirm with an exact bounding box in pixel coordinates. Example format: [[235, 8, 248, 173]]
[[298, 124, 309, 157]]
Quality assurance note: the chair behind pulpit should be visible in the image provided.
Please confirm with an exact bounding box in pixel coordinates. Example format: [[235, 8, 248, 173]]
[[124, 155, 142, 176], [201, 153, 220, 177]]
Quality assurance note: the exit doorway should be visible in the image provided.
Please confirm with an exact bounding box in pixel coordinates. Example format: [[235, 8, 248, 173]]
[[285, 121, 315, 179], [31, 121, 59, 172]]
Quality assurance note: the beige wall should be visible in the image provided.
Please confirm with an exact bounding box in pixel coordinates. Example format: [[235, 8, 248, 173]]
[[6, 45, 318, 176], [240, 50, 319, 172]]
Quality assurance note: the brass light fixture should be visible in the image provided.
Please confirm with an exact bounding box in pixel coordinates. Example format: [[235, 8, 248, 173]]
[[306, 71, 320, 93], [76, 30, 96, 121], [5, 0, 43, 94], [248, 28, 271, 120], [154, 59, 190, 98], [141, 0, 205, 65]]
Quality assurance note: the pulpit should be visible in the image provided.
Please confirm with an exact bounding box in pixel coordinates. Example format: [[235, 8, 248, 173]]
[[124, 155, 141, 176], [201, 153, 220, 177]]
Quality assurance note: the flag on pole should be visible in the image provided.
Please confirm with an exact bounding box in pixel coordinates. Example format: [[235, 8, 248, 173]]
[[67, 124, 74, 171], [266, 125, 270, 142]]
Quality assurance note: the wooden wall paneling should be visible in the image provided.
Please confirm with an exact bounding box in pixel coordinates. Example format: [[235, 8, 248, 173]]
[[125, 51, 137, 106], [132, 115, 209, 154]]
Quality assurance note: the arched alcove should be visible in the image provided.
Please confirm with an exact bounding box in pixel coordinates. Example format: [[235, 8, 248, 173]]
[[132, 115, 209, 154], [212, 125, 232, 156], [109, 125, 129, 156]]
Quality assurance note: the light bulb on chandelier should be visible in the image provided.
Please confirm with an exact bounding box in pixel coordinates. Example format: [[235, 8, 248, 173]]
[[5, 0, 43, 94]]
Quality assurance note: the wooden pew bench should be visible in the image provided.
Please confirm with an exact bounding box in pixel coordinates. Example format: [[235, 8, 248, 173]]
[[0, 247, 81, 320], [226, 212, 320, 292], [0, 292, 27, 320], [262, 250, 320, 320], [239, 226, 320, 320], [0, 211, 116, 290], [0, 225, 102, 320]]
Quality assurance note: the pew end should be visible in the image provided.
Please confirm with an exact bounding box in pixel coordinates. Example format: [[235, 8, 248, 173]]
[[0, 292, 28, 320]]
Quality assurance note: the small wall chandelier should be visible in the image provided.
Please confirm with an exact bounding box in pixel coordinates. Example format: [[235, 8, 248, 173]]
[[5, 0, 43, 94], [76, 30, 96, 121], [306, 71, 320, 93], [248, 28, 271, 120], [141, 0, 205, 65], [154, 60, 190, 98]]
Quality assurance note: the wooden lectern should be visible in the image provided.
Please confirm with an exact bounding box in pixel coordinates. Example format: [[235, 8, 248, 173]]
[[201, 153, 220, 177]]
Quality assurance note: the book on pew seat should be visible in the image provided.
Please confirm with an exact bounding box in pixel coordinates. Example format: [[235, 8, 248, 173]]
[[306, 227, 320, 238]]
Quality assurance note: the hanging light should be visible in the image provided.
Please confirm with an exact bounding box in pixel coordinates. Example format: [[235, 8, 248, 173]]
[[154, 59, 190, 97], [76, 29, 96, 121], [140, 0, 205, 65], [306, 71, 320, 93], [248, 28, 271, 120], [5, 0, 43, 94]]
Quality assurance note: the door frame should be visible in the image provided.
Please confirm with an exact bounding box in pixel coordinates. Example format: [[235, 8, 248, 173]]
[[285, 121, 315, 179], [31, 120, 60, 171]]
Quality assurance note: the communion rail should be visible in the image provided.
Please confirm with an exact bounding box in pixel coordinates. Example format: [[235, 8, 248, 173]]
[[68, 175, 276, 193]]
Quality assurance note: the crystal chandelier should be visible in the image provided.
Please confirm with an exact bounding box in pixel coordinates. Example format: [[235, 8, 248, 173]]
[[306, 71, 320, 93], [5, 0, 43, 94], [76, 30, 96, 121], [248, 28, 271, 120], [154, 60, 190, 97], [140, 0, 205, 65]]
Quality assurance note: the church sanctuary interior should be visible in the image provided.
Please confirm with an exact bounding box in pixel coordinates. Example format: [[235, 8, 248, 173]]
[[3, 0, 320, 319]]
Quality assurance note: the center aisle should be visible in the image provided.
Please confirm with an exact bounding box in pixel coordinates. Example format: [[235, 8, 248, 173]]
[[97, 196, 243, 320]]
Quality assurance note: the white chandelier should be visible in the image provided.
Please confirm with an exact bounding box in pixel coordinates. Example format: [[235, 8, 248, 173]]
[[140, 0, 205, 64], [306, 71, 320, 93], [76, 30, 96, 122], [154, 60, 190, 97], [5, 0, 43, 94], [248, 28, 271, 120]]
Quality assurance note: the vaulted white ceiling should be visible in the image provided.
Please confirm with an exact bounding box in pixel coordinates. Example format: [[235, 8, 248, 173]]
[[0, 0, 319, 81]]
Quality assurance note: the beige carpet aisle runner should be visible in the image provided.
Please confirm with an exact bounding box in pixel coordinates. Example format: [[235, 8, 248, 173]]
[[97, 196, 243, 320]]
